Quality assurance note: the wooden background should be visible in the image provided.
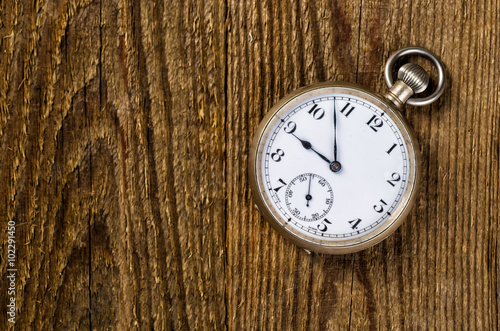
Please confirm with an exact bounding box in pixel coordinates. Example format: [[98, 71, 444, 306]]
[[1, 0, 499, 329]]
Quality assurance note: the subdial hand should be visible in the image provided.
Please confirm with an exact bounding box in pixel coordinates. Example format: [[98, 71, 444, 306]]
[[290, 133, 332, 164], [330, 100, 342, 173], [306, 174, 312, 207]]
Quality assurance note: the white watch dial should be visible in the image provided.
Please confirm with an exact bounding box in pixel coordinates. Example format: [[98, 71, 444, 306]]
[[260, 93, 410, 241]]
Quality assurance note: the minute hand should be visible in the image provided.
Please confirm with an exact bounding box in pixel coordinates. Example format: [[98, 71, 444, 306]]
[[330, 100, 342, 172], [290, 133, 332, 164]]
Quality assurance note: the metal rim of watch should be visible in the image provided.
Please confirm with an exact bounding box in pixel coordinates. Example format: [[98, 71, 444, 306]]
[[248, 82, 421, 254], [384, 46, 446, 107]]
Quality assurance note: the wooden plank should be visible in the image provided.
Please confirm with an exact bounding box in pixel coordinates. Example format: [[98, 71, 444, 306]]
[[1, 0, 228, 329], [93, 0, 227, 329], [0, 0, 99, 329], [0, 0, 498, 330], [226, 0, 499, 330]]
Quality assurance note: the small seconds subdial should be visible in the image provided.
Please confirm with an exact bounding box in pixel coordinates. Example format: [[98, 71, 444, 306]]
[[285, 173, 334, 222]]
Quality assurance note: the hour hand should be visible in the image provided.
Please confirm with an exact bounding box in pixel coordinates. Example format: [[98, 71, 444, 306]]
[[290, 133, 332, 164]]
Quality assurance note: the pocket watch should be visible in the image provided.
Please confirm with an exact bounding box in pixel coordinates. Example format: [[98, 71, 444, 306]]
[[249, 47, 445, 254]]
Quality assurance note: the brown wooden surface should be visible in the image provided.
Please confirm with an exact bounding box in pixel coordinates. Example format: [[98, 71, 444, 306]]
[[0, 0, 499, 329]]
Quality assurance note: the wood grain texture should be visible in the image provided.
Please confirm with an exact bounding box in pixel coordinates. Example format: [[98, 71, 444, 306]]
[[0, 0, 498, 330]]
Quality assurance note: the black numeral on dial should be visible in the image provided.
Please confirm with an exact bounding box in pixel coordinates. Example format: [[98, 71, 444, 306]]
[[349, 218, 362, 229], [283, 121, 297, 134], [366, 115, 384, 132], [317, 218, 332, 232], [273, 178, 287, 192], [340, 103, 355, 117], [307, 103, 325, 120], [387, 172, 401, 187], [271, 149, 285, 162], [373, 199, 388, 213], [386, 143, 397, 154]]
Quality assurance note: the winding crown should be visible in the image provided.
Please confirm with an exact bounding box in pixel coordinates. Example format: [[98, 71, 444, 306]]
[[397, 63, 429, 94]]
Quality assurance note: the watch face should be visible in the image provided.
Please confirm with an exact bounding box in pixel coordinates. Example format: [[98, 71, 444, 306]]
[[250, 83, 419, 254]]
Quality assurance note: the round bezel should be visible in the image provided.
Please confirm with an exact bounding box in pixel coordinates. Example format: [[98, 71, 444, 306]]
[[249, 82, 421, 254]]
